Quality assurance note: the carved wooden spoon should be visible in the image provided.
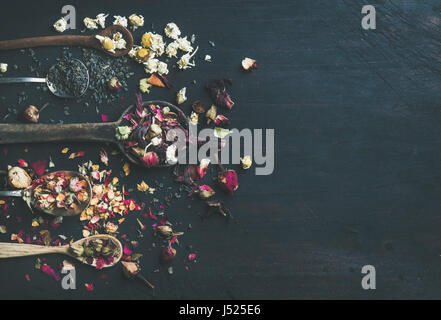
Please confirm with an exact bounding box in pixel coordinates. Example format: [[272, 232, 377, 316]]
[[0, 25, 133, 57], [0, 234, 123, 268]]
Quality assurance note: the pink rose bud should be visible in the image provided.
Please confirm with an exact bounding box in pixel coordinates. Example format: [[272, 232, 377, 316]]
[[22, 105, 40, 123], [142, 152, 159, 168], [218, 169, 238, 195], [214, 115, 230, 127], [108, 78, 122, 91], [160, 245, 176, 264], [198, 185, 216, 199]]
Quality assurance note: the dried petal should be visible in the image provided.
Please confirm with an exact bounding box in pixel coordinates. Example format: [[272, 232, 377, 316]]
[[206, 79, 235, 110], [241, 57, 258, 71], [218, 169, 238, 195]]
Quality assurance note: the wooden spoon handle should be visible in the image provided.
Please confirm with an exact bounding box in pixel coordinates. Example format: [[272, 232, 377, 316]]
[[0, 35, 94, 51], [0, 242, 68, 258], [0, 122, 118, 144]]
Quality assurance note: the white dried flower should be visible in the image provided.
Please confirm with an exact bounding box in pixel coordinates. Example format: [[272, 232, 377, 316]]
[[83, 17, 98, 29], [53, 18, 67, 33], [144, 58, 159, 74], [164, 22, 181, 40], [113, 32, 126, 50], [166, 145, 178, 165], [129, 14, 144, 30], [139, 78, 152, 93], [113, 15, 128, 27], [166, 41, 179, 58], [190, 111, 198, 125], [157, 61, 169, 75], [205, 55, 212, 62], [176, 37, 193, 52], [176, 87, 187, 105], [141, 32, 165, 56], [177, 46, 198, 70], [0, 63, 7, 73], [96, 13, 108, 28]]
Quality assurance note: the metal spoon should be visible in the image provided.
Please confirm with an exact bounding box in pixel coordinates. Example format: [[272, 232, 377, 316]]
[[0, 234, 123, 268], [0, 171, 92, 217], [0, 25, 134, 57], [0, 59, 89, 98]]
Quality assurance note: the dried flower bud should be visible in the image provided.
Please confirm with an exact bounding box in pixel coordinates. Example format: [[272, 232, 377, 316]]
[[206, 105, 217, 124], [214, 115, 230, 127], [198, 185, 216, 199], [206, 79, 235, 110], [156, 225, 174, 238], [7, 166, 31, 189], [218, 169, 239, 195], [197, 158, 210, 179], [142, 151, 159, 168], [69, 243, 84, 257], [160, 245, 176, 264], [108, 78, 121, 91], [192, 100, 205, 114], [121, 261, 140, 278], [22, 105, 40, 123], [240, 155, 252, 169], [241, 57, 258, 71]]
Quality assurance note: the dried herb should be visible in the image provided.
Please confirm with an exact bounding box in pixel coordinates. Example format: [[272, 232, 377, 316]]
[[47, 59, 88, 97]]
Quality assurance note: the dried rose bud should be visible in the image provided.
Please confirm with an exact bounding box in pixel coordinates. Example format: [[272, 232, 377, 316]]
[[218, 169, 239, 195], [206, 79, 235, 110], [69, 243, 84, 257], [206, 105, 217, 124], [22, 105, 40, 123], [142, 152, 159, 168], [160, 245, 176, 264], [7, 166, 32, 189], [198, 185, 216, 199], [241, 57, 258, 71], [108, 78, 121, 91], [121, 261, 140, 278], [214, 115, 230, 127], [192, 100, 205, 114], [156, 225, 174, 238], [240, 155, 252, 169], [197, 158, 210, 179]]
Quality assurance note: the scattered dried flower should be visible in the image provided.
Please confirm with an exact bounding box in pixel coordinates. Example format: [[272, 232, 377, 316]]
[[206, 79, 235, 110], [241, 57, 258, 71]]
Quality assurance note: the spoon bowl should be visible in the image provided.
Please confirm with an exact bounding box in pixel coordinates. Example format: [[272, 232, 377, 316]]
[[0, 59, 89, 99], [0, 170, 92, 217], [68, 234, 123, 268], [93, 25, 134, 57]]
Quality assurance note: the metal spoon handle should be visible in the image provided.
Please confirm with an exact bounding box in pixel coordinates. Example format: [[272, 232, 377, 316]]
[[0, 35, 94, 51], [0, 242, 68, 258], [0, 77, 46, 84], [0, 190, 24, 197], [0, 122, 119, 144]]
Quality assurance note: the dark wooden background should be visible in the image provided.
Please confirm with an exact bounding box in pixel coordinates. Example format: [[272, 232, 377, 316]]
[[1, 0, 441, 299]]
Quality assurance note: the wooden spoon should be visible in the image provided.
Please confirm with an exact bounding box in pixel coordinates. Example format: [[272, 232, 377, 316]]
[[0, 234, 123, 268], [0, 100, 188, 168], [0, 25, 133, 57]]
